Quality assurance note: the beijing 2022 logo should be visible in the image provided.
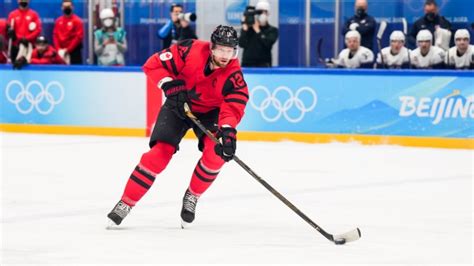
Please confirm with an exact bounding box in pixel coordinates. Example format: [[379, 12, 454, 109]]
[[5, 80, 65, 115], [249, 85, 317, 123]]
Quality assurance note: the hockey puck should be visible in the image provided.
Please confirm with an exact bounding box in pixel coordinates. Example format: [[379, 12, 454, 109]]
[[334, 238, 346, 245]]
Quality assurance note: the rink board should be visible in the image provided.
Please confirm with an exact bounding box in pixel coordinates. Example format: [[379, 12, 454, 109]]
[[1, 66, 473, 149]]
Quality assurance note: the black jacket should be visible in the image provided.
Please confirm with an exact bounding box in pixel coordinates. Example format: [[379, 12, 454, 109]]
[[407, 14, 451, 49], [238, 24, 278, 67], [342, 13, 376, 50], [162, 24, 197, 49]]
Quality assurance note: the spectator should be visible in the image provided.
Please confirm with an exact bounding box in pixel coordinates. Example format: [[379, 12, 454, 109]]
[[376, 31, 411, 69], [342, 0, 376, 51], [410, 30, 445, 69], [445, 29, 473, 70], [0, 19, 7, 63], [157, 3, 197, 49], [53, 0, 84, 65], [408, 0, 451, 50], [238, 0, 279, 67], [94, 8, 127, 66], [330, 30, 374, 69], [30, 35, 66, 65], [7, 0, 41, 65]]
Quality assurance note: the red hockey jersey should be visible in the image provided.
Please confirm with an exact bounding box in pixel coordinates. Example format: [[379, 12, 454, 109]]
[[143, 39, 249, 128], [30, 46, 66, 65]]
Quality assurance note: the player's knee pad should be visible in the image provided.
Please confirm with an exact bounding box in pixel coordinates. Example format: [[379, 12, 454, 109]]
[[139, 142, 175, 174], [201, 137, 225, 171]]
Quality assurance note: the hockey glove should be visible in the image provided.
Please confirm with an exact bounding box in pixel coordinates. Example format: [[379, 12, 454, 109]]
[[19, 37, 29, 46], [13, 57, 27, 70], [214, 127, 237, 162], [161, 79, 189, 119], [7, 27, 16, 40]]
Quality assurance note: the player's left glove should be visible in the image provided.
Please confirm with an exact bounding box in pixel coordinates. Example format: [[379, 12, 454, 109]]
[[161, 79, 189, 120], [214, 126, 237, 162]]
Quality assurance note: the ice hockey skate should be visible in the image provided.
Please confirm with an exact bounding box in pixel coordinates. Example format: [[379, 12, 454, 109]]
[[107, 200, 132, 228], [180, 189, 199, 229]]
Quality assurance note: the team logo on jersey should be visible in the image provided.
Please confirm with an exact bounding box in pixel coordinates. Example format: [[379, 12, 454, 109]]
[[160, 52, 173, 61]]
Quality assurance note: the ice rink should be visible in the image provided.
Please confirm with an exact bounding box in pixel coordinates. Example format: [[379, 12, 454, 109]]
[[1, 132, 472, 265]]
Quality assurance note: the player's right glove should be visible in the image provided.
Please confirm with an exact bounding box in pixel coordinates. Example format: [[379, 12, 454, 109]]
[[161, 79, 189, 119]]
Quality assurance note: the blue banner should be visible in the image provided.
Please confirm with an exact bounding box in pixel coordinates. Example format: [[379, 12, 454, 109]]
[[241, 69, 474, 138], [0, 66, 146, 128]]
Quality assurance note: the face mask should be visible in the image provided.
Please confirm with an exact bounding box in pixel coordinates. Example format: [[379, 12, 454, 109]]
[[19, 2, 28, 8], [63, 7, 72, 15], [356, 8, 366, 17], [425, 12, 437, 22], [103, 18, 114, 28], [257, 13, 268, 25]]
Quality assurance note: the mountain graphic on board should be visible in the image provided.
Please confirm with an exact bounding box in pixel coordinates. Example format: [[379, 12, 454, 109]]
[[314, 99, 473, 137]]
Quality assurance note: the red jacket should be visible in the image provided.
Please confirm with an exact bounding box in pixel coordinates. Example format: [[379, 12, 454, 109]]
[[0, 19, 7, 63], [53, 14, 84, 53], [7, 8, 42, 46], [0, 19, 6, 39], [143, 39, 249, 128], [30, 46, 66, 65]]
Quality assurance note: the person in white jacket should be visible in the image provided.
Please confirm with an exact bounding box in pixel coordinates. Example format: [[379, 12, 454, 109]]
[[376, 31, 411, 69], [445, 29, 474, 70], [410, 29, 445, 69], [330, 30, 374, 69]]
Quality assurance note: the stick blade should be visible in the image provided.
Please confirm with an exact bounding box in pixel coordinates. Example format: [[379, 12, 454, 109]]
[[377, 21, 387, 39], [333, 228, 361, 244]]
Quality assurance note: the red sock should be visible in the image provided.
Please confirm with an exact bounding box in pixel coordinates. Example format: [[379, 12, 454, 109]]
[[189, 137, 225, 196], [121, 142, 175, 206]]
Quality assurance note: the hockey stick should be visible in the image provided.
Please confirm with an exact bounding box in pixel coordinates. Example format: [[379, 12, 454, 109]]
[[316, 38, 327, 66], [402, 18, 411, 68], [7, 19, 14, 64], [377, 20, 387, 69], [183, 103, 361, 245]]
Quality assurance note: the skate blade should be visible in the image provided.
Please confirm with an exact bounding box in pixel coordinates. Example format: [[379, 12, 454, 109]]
[[181, 220, 192, 229], [106, 218, 120, 230]]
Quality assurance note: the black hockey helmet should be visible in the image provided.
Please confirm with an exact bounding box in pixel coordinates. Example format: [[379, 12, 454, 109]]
[[35, 35, 48, 45], [210, 25, 238, 48]]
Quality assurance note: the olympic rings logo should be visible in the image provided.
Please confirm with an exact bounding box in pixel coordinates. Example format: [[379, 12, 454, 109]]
[[5, 80, 65, 115], [249, 85, 317, 123]]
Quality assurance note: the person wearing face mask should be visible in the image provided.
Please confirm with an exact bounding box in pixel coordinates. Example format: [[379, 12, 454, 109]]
[[445, 29, 474, 70], [408, 0, 452, 50], [53, 0, 84, 65], [238, 0, 279, 67], [342, 0, 376, 51], [94, 8, 127, 66], [7, 0, 42, 65]]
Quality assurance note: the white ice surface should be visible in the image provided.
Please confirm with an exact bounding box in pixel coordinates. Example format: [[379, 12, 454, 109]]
[[1, 133, 472, 265]]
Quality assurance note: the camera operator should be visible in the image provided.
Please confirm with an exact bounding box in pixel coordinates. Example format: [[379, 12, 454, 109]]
[[157, 3, 197, 49], [238, 0, 279, 67]]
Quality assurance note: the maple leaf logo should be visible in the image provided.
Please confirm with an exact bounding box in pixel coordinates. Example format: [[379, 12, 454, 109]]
[[187, 86, 202, 101]]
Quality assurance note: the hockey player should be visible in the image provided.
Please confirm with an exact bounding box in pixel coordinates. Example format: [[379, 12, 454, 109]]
[[410, 29, 445, 69], [30, 36, 66, 65], [107, 25, 249, 228], [376, 31, 410, 69], [445, 29, 474, 70], [330, 30, 374, 69]]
